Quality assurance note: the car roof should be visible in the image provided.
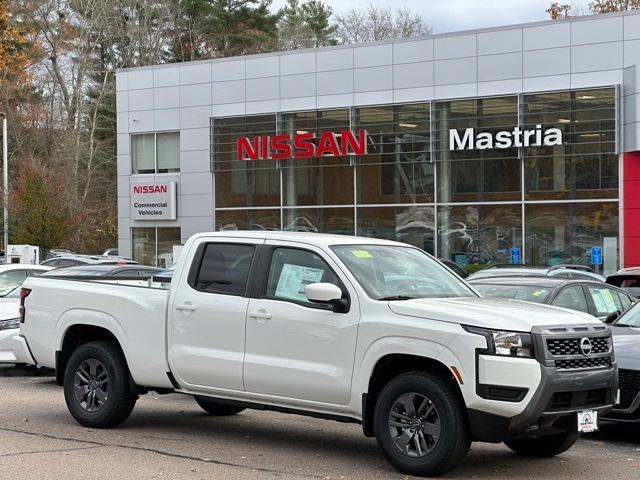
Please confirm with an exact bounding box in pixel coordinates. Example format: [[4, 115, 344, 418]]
[[0, 264, 52, 271], [44, 255, 137, 264], [192, 231, 409, 247], [610, 267, 640, 276], [468, 276, 604, 288], [53, 264, 159, 272]]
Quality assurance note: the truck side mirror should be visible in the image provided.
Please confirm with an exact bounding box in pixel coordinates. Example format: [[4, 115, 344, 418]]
[[605, 311, 620, 324], [305, 283, 348, 312]]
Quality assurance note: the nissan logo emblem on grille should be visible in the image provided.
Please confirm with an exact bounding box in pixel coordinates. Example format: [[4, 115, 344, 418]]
[[580, 337, 593, 356]]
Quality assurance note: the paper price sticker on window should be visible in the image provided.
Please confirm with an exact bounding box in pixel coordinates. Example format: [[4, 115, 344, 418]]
[[351, 250, 373, 259]]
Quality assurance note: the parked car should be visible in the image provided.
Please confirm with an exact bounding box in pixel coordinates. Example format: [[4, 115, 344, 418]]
[[470, 276, 635, 322], [40, 254, 138, 268], [42, 264, 163, 278], [606, 267, 640, 298], [44, 248, 74, 260], [18, 232, 616, 476], [603, 302, 640, 423], [468, 264, 605, 282], [0, 264, 53, 364]]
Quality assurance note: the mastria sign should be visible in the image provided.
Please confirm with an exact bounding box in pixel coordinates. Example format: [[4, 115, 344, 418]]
[[237, 130, 368, 161], [449, 124, 563, 151]]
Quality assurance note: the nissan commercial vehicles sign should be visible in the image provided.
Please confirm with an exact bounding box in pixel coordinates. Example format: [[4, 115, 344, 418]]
[[130, 182, 177, 220]]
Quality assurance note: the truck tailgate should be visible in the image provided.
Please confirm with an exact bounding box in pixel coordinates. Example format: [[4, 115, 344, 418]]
[[21, 277, 172, 388]]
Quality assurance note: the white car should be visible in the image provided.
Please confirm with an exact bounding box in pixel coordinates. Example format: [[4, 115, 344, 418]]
[[0, 264, 53, 364], [18, 233, 616, 476]]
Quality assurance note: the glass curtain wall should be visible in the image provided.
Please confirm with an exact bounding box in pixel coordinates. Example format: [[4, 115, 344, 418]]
[[211, 88, 618, 272]]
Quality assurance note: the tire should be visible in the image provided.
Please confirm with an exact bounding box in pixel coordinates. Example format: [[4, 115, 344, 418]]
[[194, 396, 245, 416], [504, 431, 579, 457], [63, 341, 137, 428], [373, 372, 470, 477]]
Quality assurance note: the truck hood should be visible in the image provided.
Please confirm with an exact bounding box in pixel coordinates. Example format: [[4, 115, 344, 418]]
[[0, 299, 19, 320], [388, 297, 600, 332]]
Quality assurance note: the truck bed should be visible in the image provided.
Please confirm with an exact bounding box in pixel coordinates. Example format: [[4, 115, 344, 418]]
[[21, 276, 173, 388]]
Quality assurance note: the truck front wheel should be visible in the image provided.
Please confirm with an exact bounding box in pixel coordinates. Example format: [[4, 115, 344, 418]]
[[373, 372, 470, 477], [504, 431, 579, 457], [63, 341, 137, 428], [194, 396, 245, 416]]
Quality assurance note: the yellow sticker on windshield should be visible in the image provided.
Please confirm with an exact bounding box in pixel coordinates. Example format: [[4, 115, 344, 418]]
[[532, 290, 545, 297], [352, 250, 373, 258]]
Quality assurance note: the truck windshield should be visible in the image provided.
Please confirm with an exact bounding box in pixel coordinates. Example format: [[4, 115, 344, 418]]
[[331, 245, 476, 300]]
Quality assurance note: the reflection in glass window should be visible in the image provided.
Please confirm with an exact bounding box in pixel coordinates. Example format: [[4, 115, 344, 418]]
[[132, 227, 181, 268], [283, 207, 354, 235], [432, 96, 521, 203], [357, 206, 435, 253], [216, 209, 281, 231], [525, 202, 618, 268], [132, 132, 179, 174], [522, 88, 616, 200], [438, 204, 522, 269]]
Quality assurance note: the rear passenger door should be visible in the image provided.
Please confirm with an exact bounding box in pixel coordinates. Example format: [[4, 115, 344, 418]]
[[550, 285, 590, 314], [168, 238, 263, 391]]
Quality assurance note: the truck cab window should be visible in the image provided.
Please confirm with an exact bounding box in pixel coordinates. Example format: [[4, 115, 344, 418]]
[[194, 243, 255, 296], [266, 248, 341, 306]]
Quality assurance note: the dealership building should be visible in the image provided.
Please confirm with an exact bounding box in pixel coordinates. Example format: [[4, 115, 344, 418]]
[[116, 11, 640, 273]]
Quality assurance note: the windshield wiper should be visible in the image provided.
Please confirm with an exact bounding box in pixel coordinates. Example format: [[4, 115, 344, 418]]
[[378, 295, 416, 301]]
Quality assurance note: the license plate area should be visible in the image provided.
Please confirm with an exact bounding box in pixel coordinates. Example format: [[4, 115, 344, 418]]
[[577, 410, 598, 433]]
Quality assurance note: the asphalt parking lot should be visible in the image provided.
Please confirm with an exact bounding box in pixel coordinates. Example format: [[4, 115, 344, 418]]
[[0, 366, 638, 480]]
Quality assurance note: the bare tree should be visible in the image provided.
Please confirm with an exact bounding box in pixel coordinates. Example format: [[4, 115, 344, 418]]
[[334, 5, 430, 44]]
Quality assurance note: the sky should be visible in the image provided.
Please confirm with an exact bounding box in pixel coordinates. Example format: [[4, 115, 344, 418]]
[[269, 0, 593, 34]]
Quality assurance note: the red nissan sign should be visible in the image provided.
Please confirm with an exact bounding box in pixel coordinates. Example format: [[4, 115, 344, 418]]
[[237, 130, 368, 161]]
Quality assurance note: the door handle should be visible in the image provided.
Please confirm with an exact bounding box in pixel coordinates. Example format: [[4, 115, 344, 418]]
[[176, 303, 197, 312], [249, 310, 272, 321]]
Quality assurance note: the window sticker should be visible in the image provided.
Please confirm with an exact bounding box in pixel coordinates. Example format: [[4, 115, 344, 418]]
[[351, 250, 373, 258], [532, 290, 545, 297], [275, 263, 325, 302]]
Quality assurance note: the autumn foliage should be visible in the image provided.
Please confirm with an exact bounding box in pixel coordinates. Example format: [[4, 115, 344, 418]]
[[547, 0, 640, 18], [10, 161, 74, 253]]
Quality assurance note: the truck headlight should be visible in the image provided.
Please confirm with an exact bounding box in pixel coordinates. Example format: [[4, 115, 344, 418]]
[[0, 317, 20, 331], [464, 326, 533, 358]]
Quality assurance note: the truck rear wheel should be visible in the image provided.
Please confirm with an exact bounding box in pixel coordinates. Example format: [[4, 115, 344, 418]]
[[63, 341, 137, 428], [194, 396, 245, 416], [504, 431, 579, 457], [373, 372, 470, 477]]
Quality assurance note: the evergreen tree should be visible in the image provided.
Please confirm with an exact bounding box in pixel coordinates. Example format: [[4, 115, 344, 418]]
[[277, 0, 335, 50], [201, 0, 280, 57]]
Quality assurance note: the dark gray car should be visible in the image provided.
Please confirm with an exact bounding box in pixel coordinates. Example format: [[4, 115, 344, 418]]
[[603, 303, 640, 422]]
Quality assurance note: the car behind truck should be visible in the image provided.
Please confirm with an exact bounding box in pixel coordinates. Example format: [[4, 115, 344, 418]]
[[15, 232, 617, 476]]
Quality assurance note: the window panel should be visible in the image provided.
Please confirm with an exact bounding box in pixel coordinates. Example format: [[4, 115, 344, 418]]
[[283, 207, 354, 235], [157, 132, 180, 173], [265, 248, 340, 306], [215, 209, 281, 231], [132, 134, 155, 174], [438, 204, 522, 268], [357, 206, 434, 253], [194, 243, 254, 296], [552, 286, 589, 313], [525, 202, 618, 271]]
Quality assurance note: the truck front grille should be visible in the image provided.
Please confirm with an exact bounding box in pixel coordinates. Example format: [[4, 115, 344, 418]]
[[539, 325, 613, 372], [556, 357, 611, 370], [618, 369, 640, 410], [547, 337, 610, 356]]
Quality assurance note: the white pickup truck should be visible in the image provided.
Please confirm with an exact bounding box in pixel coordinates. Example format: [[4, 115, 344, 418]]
[[16, 232, 617, 476]]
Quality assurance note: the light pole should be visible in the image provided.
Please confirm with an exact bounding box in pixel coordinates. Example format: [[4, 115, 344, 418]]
[[0, 113, 7, 264]]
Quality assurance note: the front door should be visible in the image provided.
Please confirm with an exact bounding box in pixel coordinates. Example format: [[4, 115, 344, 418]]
[[244, 242, 360, 405], [168, 238, 262, 391]]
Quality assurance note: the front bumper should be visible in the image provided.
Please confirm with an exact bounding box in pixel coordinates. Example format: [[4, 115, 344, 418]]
[[469, 363, 617, 442]]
